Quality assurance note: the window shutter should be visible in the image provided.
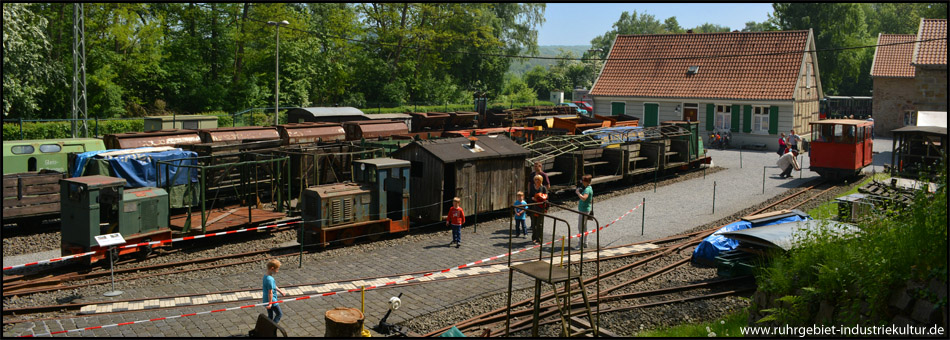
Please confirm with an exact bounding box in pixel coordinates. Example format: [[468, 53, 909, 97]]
[[769, 106, 779, 135], [743, 105, 752, 133], [730, 105, 740, 132], [705, 104, 714, 131]]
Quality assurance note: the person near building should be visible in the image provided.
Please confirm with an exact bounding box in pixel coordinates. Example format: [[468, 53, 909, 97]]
[[528, 175, 548, 244], [777, 149, 801, 179], [787, 129, 802, 152]]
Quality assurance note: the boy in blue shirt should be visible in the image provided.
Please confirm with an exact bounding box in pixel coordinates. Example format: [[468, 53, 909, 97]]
[[263, 259, 288, 323], [514, 191, 528, 238]]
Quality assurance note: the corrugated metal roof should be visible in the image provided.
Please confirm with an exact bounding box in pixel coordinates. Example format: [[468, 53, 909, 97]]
[[892, 125, 947, 135], [722, 220, 859, 251], [286, 107, 366, 117], [401, 135, 528, 163]]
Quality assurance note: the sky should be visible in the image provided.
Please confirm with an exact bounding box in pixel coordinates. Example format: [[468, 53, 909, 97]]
[[537, 3, 775, 46]]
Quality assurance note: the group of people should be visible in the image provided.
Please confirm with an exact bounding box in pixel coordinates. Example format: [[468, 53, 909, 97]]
[[776, 129, 802, 179], [514, 162, 594, 250]]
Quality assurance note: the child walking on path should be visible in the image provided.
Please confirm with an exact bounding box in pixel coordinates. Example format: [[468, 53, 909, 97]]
[[575, 175, 593, 249], [262, 259, 288, 323], [513, 191, 528, 238], [446, 197, 465, 248]]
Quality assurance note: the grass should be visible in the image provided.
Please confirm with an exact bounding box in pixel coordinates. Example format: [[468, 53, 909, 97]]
[[636, 309, 749, 337], [806, 172, 891, 219], [756, 166, 947, 325]]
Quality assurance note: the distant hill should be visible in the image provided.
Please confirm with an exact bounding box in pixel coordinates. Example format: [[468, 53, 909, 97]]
[[508, 45, 591, 75]]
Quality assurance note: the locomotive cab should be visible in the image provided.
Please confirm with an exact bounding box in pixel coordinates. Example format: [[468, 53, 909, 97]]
[[808, 119, 874, 180], [299, 158, 410, 247], [59, 175, 171, 263]]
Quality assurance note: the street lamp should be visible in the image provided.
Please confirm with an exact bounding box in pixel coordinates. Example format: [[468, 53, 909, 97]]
[[267, 20, 290, 126]]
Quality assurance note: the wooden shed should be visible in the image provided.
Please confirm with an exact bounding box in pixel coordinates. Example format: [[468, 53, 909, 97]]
[[392, 135, 528, 222]]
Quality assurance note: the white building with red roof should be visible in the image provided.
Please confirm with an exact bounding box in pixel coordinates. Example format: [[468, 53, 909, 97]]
[[589, 29, 822, 150]]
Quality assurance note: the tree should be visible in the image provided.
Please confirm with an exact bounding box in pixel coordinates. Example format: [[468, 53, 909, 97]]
[[589, 10, 666, 59], [2, 3, 60, 118], [691, 23, 731, 33], [664, 17, 685, 34], [773, 3, 874, 96], [741, 17, 778, 32]]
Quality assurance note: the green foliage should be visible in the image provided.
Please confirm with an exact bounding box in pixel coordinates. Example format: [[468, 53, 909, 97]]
[[637, 309, 748, 337], [1, 119, 144, 140], [808, 173, 891, 219], [3, 3, 545, 119], [755, 165, 948, 325], [2, 3, 61, 118]]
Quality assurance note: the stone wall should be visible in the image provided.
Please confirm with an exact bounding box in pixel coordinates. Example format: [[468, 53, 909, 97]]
[[872, 77, 916, 138], [750, 277, 947, 330], [914, 66, 948, 112]]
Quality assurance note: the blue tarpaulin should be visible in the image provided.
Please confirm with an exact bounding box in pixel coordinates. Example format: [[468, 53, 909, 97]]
[[103, 149, 198, 187], [70, 149, 111, 178], [692, 214, 809, 265]]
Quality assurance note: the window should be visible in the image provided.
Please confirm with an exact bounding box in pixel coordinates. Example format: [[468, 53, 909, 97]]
[[39, 144, 62, 153], [752, 106, 769, 133], [715, 105, 731, 130], [903, 111, 916, 126], [11, 145, 34, 155]]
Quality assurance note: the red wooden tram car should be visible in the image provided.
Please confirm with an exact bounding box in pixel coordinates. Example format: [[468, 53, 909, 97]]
[[808, 119, 874, 180]]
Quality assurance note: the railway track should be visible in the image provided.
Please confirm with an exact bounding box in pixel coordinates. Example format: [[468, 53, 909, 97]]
[[2, 179, 839, 330], [417, 178, 835, 337]]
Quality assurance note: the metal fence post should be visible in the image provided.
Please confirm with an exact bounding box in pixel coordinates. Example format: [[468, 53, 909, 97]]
[[473, 192, 478, 233], [19, 118, 23, 140], [653, 165, 658, 193], [712, 181, 716, 214], [640, 197, 645, 236], [762, 166, 766, 194], [740, 144, 743, 168]]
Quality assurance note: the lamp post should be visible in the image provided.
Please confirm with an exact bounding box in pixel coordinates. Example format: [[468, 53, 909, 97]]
[[267, 20, 290, 126]]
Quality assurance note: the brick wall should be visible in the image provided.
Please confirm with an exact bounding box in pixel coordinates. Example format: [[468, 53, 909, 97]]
[[914, 67, 948, 112], [872, 78, 916, 137]]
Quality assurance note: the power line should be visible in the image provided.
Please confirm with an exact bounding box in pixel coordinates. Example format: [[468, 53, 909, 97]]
[[201, 4, 946, 63]]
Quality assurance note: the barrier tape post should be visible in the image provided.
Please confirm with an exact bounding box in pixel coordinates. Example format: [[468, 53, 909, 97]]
[[762, 166, 766, 194], [712, 181, 717, 214], [641, 197, 646, 236]]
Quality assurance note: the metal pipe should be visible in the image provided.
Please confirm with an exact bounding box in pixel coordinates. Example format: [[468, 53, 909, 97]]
[[712, 181, 716, 214], [641, 197, 645, 236], [200, 167, 206, 233]]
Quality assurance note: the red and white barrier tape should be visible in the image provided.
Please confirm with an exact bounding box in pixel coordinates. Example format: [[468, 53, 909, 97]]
[[20, 202, 643, 337], [3, 221, 300, 271]]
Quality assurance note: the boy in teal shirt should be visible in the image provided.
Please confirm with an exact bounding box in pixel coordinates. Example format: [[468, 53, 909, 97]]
[[514, 191, 528, 238], [263, 259, 287, 323], [575, 175, 593, 249]]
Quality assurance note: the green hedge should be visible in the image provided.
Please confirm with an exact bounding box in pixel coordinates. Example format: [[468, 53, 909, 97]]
[[2, 119, 144, 141]]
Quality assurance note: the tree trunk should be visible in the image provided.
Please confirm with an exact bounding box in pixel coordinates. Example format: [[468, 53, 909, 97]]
[[232, 3, 248, 85], [324, 307, 363, 337]]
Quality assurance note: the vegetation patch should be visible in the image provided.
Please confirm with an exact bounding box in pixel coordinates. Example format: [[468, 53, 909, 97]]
[[637, 309, 748, 337], [755, 166, 947, 325]]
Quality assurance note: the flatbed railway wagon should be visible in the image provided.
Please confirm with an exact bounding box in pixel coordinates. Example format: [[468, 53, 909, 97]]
[[808, 119, 874, 180]]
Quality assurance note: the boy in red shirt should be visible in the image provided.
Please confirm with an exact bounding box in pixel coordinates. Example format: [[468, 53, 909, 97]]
[[446, 197, 465, 248]]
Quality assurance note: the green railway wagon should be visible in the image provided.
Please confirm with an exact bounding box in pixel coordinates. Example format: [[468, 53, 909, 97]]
[[2, 138, 106, 175]]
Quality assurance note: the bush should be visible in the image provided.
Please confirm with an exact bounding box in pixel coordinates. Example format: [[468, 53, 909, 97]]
[[2, 119, 144, 140], [755, 165, 948, 325]]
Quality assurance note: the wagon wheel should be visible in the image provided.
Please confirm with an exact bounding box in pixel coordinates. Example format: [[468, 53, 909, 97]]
[[136, 238, 153, 260], [366, 223, 386, 242], [338, 228, 357, 247]]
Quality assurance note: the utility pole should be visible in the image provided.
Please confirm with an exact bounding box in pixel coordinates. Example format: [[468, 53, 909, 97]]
[[72, 3, 88, 138]]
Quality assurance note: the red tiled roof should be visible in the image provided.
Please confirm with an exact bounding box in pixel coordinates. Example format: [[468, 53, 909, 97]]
[[590, 30, 811, 101], [871, 34, 916, 78], [912, 19, 947, 66]]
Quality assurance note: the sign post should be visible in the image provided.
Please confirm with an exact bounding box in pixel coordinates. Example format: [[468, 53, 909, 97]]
[[95, 233, 126, 297]]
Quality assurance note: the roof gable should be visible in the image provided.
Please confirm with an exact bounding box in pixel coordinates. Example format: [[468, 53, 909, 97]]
[[871, 34, 916, 78], [590, 30, 811, 101], [912, 19, 947, 66]]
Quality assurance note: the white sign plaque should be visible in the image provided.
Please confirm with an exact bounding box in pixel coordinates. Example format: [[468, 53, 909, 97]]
[[94, 233, 127, 247]]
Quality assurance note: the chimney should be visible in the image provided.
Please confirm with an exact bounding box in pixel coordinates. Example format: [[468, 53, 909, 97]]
[[686, 29, 693, 34], [469, 137, 478, 148]]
